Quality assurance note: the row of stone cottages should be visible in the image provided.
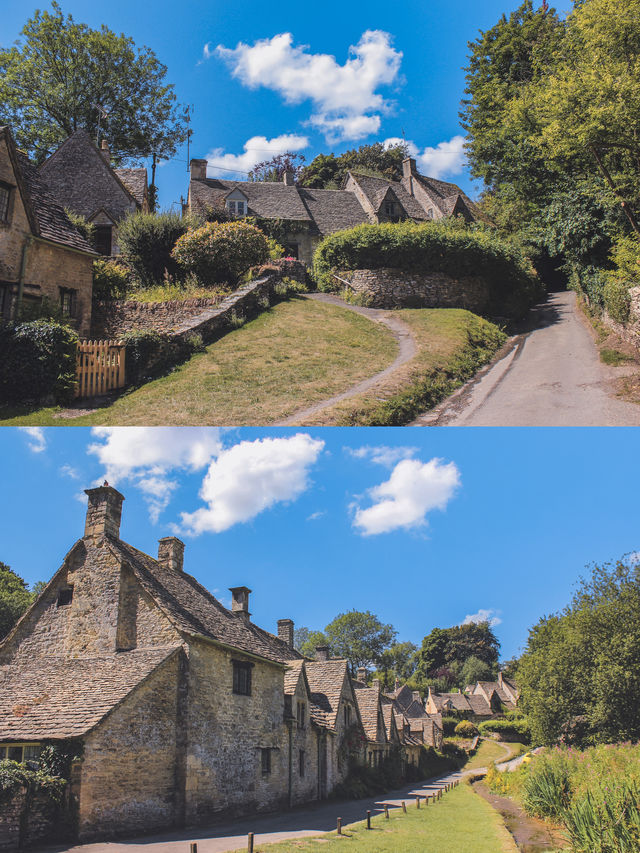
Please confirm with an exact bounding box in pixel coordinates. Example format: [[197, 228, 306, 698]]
[[0, 125, 478, 339]]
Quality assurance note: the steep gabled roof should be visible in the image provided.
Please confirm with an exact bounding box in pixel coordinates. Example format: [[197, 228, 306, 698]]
[[348, 173, 428, 221], [353, 686, 386, 744], [305, 659, 351, 729], [430, 691, 473, 713], [114, 168, 148, 207], [190, 178, 312, 221], [108, 539, 303, 666], [0, 647, 180, 740], [284, 659, 307, 694], [298, 187, 368, 235], [466, 693, 493, 715]]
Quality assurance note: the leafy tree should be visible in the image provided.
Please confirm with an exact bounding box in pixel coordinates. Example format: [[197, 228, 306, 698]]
[[460, 655, 496, 687], [248, 152, 306, 183], [415, 627, 449, 681], [293, 626, 329, 659], [416, 622, 499, 688], [518, 556, 640, 746], [0, 2, 186, 164], [446, 622, 500, 669], [323, 610, 396, 674], [0, 563, 37, 639], [299, 142, 409, 189], [375, 642, 418, 689]]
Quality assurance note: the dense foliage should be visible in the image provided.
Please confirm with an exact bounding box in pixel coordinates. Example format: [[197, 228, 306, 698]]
[[0, 563, 38, 640], [0, 760, 65, 805], [415, 621, 500, 691], [0, 2, 186, 164], [300, 142, 409, 189], [172, 220, 270, 284], [314, 221, 542, 318], [478, 718, 531, 743], [92, 258, 130, 300], [248, 152, 306, 183], [120, 329, 200, 386], [117, 211, 191, 287], [0, 319, 78, 404]]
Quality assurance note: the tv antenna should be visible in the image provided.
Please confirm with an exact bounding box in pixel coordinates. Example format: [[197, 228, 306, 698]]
[[185, 105, 194, 172]]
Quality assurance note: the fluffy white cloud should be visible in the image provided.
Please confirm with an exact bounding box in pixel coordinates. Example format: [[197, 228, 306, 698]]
[[179, 434, 324, 535], [216, 31, 402, 143], [20, 427, 46, 453], [205, 134, 309, 178], [353, 457, 460, 536], [347, 445, 417, 467], [384, 134, 467, 179], [462, 609, 502, 628], [88, 428, 223, 522]]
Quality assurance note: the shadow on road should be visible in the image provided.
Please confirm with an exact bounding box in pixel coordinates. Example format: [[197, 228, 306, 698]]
[[508, 292, 567, 337]]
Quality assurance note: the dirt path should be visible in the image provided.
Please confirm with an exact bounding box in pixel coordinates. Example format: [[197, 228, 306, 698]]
[[414, 290, 640, 426], [474, 782, 567, 853], [276, 293, 416, 426]]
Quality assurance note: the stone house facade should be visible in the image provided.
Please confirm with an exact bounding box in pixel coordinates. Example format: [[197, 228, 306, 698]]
[[40, 130, 148, 256], [185, 157, 482, 265], [0, 126, 97, 337]]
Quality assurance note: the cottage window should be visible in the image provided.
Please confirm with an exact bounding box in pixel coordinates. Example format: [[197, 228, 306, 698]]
[[226, 200, 247, 216], [232, 660, 253, 695], [261, 747, 271, 776], [59, 288, 77, 318], [384, 202, 395, 216], [57, 586, 73, 607], [427, 208, 434, 219], [296, 701, 305, 729], [344, 704, 351, 726], [299, 749, 305, 777], [0, 743, 41, 763], [0, 183, 11, 223], [94, 225, 113, 255]]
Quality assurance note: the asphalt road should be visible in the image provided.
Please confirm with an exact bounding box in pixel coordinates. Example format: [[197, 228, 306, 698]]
[[414, 290, 640, 427]]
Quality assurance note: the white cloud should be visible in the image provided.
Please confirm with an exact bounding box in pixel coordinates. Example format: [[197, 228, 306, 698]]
[[216, 31, 402, 143], [307, 511, 326, 521], [462, 609, 502, 628], [87, 428, 223, 522], [60, 464, 80, 480], [347, 445, 417, 467], [205, 134, 309, 178], [353, 457, 460, 536], [20, 427, 46, 453], [384, 134, 467, 179], [180, 434, 324, 535]]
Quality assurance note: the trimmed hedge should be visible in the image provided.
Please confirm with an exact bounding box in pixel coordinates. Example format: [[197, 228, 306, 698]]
[[313, 221, 543, 318], [172, 220, 270, 284], [603, 280, 632, 324], [478, 718, 531, 743], [0, 320, 78, 404]]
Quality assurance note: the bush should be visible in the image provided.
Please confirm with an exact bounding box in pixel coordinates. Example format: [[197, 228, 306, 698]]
[[609, 235, 640, 287], [172, 220, 270, 284], [603, 280, 632, 324], [93, 258, 130, 300], [522, 760, 572, 819], [313, 220, 543, 317], [121, 329, 197, 386], [64, 209, 95, 246], [0, 320, 78, 404], [478, 718, 531, 743], [455, 720, 479, 738], [442, 716, 459, 737], [117, 211, 192, 286], [0, 760, 65, 804]]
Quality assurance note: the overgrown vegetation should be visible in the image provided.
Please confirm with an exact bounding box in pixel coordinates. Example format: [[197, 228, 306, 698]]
[[92, 258, 130, 300], [120, 329, 202, 386], [314, 221, 542, 318], [479, 718, 531, 744], [0, 562, 41, 640], [0, 320, 78, 404], [0, 761, 65, 805], [117, 210, 191, 287]]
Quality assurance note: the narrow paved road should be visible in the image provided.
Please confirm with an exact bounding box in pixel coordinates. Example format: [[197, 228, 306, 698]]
[[42, 769, 466, 853], [414, 290, 640, 426]]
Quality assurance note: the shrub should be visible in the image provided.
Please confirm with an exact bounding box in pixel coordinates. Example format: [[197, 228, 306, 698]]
[[478, 718, 531, 743], [172, 220, 270, 284], [609, 235, 640, 287], [442, 716, 459, 737], [455, 720, 478, 738], [265, 236, 285, 260], [0, 320, 78, 404], [603, 280, 632, 324], [313, 220, 543, 317], [0, 760, 66, 804], [120, 329, 196, 386], [563, 781, 640, 853], [93, 258, 130, 300], [117, 211, 192, 286], [64, 210, 95, 246], [522, 761, 572, 819]]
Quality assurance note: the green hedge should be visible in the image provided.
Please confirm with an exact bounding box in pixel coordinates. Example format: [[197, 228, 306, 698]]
[[172, 220, 270, 284], [0, 320, 78, 404], [603, 280, 632, 324], [313, 221, 543, 318], [117, 211, 192, 287], [478, 718, 531, 743]]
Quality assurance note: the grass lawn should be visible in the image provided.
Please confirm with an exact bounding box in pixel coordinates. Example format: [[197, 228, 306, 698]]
[[463, 739, 527, 772], [297, 308, 506, 426], [254, 783, 518, 853], [0, 297, 397, 426]]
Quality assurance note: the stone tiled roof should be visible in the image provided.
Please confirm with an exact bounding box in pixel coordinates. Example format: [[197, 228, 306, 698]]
[[348, 173, 428, 221], [386, 684, 414, 712], [190, 179, 312, 221], [381, 703, 398, 742], [108, 539, 303, 666], [412, 174, 484, 222], [466, 693, 493, 715], [284, 659, 305, 694], [431, 692, 472, 713], [353, 686, 385, 743], [404, 698, 428, 719], [114, 168, 147, 206], [11, 147, 96, 254], [0, 647, 179, 740], [298, 188, 368, 236], [304, 659, 349, 729]]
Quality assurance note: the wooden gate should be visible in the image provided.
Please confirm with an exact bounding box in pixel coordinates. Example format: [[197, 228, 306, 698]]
[[75, 340, 126, 398]]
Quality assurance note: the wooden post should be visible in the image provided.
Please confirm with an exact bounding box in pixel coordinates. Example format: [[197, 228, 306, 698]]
[[384, 805, 389, 819], [416, 796, 420, 809], [366, 810, 371, 829], [337, 817, 342, 835], [247, 832, 254, 852], [402, 801, 406, 813]]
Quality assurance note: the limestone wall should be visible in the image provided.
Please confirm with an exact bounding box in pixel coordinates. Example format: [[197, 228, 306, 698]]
[[91, 295, 224, 338], [288, 679, 320, 805], [603, 286, 640, 349], [338, 267, 490, 312], [0, 786, 66, 852]]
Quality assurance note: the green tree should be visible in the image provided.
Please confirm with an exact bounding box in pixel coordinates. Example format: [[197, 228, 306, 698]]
[[518, 556, 640, 746], [323, 610, 396, 674], [248, 152, 306, 183], [446, 622, 500, 669], [0, 2, 186, 163], [375, 641, 418, 689], [293, 626, 329, 659], [415, 627, 449, 681], [299, 142, 408, 189], [460, 655, 496, 688], [0, 563, 36, 639]]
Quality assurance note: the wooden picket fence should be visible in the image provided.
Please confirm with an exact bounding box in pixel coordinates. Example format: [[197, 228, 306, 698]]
[[75, 340, 126, 399]]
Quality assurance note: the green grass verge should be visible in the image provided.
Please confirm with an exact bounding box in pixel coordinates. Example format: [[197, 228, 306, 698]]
[[463, 739, 527, 772], [0, 297, 398, 426], [300, 308, 506, 426], [255, 783, 518, 853], [600, 347, 632, 365]]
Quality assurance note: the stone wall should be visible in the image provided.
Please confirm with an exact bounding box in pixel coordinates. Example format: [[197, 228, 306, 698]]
[[0, 786, 67, 852], [338, 267, 490, 312], [91, 295, 224, 338], [603, 286, 640, 349]]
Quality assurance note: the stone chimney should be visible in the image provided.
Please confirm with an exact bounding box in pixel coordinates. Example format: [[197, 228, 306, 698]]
[[402, 157, 417, 179], [100, 139, 111, 164], [229, 586, 251, 622], [157, 537, 185, 572], [277, 618, 294, 649], [190, 158, 208, 180], [84, 483, 124, 540], [357, 666, 367, 683], [315, 646, 329, 661], [373, 678, 381, 693], [283, 169, 295, 186], [498, 671, 504, 687]]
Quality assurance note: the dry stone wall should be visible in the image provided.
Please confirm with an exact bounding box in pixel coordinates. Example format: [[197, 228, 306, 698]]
[[603, 285, 640, 349], [0, 787, 67, 852], [339, 267, 490, 312]]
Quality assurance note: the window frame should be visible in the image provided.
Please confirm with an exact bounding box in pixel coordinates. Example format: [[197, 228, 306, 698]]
[[226, 199, 247, 217], [57, 586, 73, 607], [0, 743, 41, 763], [299, 748, 305, 777], [296, 700, 305, 729], [59, 288, 77, 319], [0, 182, 12, 224], [261, 747, 271, 776], [232, 659, 253, 696]]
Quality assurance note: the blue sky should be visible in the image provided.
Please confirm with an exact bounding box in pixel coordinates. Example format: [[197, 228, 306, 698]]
[[1, 426, 638, 662], [4, 0, 549, 208]]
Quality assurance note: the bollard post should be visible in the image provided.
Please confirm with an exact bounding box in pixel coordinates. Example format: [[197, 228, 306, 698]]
[[247, 832, 254, 853], [367, 810, 371, 830], [416, 796, 420, 809], [402, 801, 407, 813], [337, 817, 342, 835], [384, 805, 389, 819]]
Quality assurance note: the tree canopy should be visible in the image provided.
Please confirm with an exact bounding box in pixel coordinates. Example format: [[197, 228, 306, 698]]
[[248, 152, 306, 183], [299, 142, 409, 189], [294, 611, 396, 674], [0, 562, 38, 640], [0, 2, 187, 163], [415, 622, 500, 690]]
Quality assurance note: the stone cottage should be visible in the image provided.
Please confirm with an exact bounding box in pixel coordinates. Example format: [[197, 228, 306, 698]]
[[426, 672, 519, 719], [40, 130, 148, 256], [0, 126, 97, 337], [185, 157, 481, 265]]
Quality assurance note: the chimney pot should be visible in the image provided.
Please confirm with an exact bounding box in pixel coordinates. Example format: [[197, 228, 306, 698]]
[[283, 169, 295, 186], [373, 678, 381, 693], [100, 139, 110, 164], [357, 666, 367, 683], [315, 646, 329, 661], [190, 158, 208, 181], [277, 618, 294, 649], [84, 485, 125, 540], [157, 537, 185, 572], [229, 586, 251, 622]]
